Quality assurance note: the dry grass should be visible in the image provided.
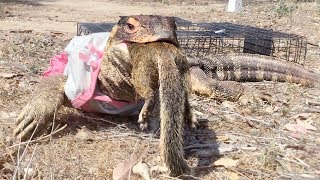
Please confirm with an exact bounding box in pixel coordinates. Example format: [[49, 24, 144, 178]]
[[0, 0, 320, 179]]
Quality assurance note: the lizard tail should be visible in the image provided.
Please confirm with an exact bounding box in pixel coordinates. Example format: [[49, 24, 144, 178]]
[[200, 54, 320, 87], [158, 50, 190, 176]]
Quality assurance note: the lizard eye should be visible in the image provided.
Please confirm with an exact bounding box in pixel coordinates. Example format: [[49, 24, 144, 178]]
[[127, 23, 135, 30]]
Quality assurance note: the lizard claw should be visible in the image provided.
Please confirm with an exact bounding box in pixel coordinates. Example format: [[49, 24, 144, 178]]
[[239, 89, 273, 105], [13, 105, 42, 141], [13, 100, 56, 141]]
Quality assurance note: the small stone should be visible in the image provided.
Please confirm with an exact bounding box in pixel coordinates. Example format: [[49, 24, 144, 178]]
[[0, 111, 10, 119], [9, 111, 17, 118], [75, 129, 90, 140], [23, 167, 34, 179]]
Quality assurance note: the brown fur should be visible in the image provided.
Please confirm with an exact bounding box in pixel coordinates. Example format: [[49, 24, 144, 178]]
[[129, 42, 196, 175]]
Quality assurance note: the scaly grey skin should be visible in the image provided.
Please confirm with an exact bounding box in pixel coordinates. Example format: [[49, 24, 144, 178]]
[[187, 53, 320, 102]]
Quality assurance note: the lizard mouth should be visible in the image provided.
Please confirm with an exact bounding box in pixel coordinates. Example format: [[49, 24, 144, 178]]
[[123, 41, 134, 46]]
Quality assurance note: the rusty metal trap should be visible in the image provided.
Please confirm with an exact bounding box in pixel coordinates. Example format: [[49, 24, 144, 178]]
[[77, 17, 307, 64]]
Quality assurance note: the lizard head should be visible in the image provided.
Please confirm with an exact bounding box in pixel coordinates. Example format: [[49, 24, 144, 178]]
[[113, 15, 179, 47]]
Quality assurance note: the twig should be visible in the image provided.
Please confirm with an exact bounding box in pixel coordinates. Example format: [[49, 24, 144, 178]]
[[228, 167, 251, 180], [305, 108, 320, 113], [24, 144, 38, 180], [9, 124, 67, 149], [184, 144, 218, 150], [178, 174, 204, 180], [13, 123, 39, 180], [307, 42, 319, 47], [50, 104, 59, 142], [0, 141, 15, 164], [79, 115, 128, 129], [279, 157, 310, 168], [306, 100, 320, 106], [105, 133, 159, 141], [229, 132, 289, 141], [159, 175, 182, 180], [221, 110, 272, 126]]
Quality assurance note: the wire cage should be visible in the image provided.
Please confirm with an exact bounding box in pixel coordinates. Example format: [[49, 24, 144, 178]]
[[77, 18, 307, 64]]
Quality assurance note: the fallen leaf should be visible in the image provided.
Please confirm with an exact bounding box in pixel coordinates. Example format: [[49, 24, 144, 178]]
[[285, 119, 317, 134], [216, 135, 230, 142], [297, 119, 317, 131], [10, 30, 32, 33], [0, 73, 23, 79], [289, 113, 312, 120], [221, 101, 237, 111], [289, 132, 303, 139], [2, 162, 15, 172], [132, 162, 150, 180], [225, 171, 239, 180], [113, 146, 148, 180], [285, 124, 307, 134], [150, 166, 168, 174], [208, 107, 218, 114], [213, 157, 239, 168], [218, 144, 237, 154], [306, 100, 320, 106], [24, 167, 35, 179], [9, 111, 17, 118], [75, 129, 91, 140], [0, 111, 10, 119]]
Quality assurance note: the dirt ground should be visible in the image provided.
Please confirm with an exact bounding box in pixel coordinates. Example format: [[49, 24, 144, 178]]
[[0, 0, 320, 179]]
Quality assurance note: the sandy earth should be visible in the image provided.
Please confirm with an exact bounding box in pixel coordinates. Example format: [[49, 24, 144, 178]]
[[0, 0, 320, 179]]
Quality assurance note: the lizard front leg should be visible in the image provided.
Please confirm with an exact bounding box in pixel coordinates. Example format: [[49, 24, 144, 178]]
[[13, 75, 67, 141]]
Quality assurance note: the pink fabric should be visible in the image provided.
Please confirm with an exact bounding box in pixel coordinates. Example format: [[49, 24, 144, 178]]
[[70, 43, 104, 109], [42, 52, 68, 77], [42, 44, 131, 111], [92, 92, 132, 109]]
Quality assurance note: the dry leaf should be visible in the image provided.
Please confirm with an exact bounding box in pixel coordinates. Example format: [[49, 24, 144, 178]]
[[132, 162, 150, 180], [306, 100, 320, 106], [112, 146, 148, 180], [150, 166, 168, 174], [285, 119, 317, 134], [290, 113, 312, 120], [213, 157, 239, 168], [225, 171, 239, 180], [217, 135, 230, 142], [208, 107, 218, 114], [75, 129, 90, 140], [297, 119, 317, 131], [285, 124, 307, 134], [0, 73, 21, 78], [0, 111, 10, 119], [2, 162, 15, 171]]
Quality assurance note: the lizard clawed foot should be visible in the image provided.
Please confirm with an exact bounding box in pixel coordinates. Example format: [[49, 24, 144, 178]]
[[14, 104, 48, 141], [256, 91, 272, 104], [13, 96, 63, 141], [239, 87, 273, 105]]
